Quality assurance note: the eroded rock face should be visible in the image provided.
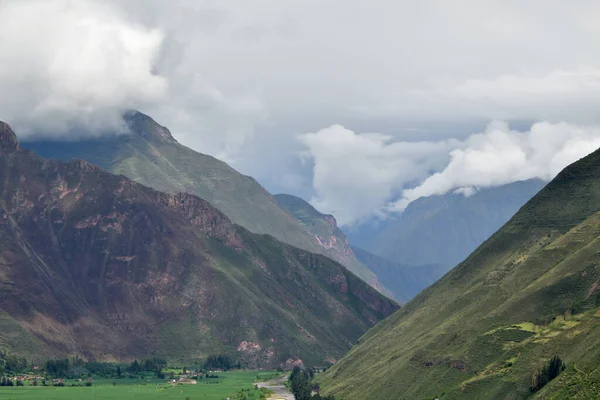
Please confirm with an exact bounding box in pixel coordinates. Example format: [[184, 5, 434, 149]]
[[0, 122, 19, 153], [0, 121, 399, 366]]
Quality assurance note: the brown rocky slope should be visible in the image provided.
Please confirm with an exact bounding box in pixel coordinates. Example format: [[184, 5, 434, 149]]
[[0, 122, 398, 367]]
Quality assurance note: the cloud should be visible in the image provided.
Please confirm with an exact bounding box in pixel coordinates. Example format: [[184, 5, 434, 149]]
[[406, 68, 600, 123], [4, 0, 600, 211], [298, 125, 456, 226], [0, 0, 265, 159], [0, 0, 167, 136], [302, 122, 600, 225], [392, 121, 600, 210]]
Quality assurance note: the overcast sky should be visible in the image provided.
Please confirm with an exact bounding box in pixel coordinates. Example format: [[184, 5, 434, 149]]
[[3, 0, 600, 225]]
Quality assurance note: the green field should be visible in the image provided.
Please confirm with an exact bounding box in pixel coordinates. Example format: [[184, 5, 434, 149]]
[[0, 371, 274, 400]]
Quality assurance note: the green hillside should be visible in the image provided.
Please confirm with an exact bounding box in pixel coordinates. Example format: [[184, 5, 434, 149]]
[[274, 194, 394, 299], [0, 121, 398, 367], [319, 148, 600, 398], [22, 111, 383, 292]]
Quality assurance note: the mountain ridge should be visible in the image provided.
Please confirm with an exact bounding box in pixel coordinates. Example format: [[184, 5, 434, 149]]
[[21, 111, 386, 294], [350, 179, 545, 271], [0, 121, 398, 367], [319, 147, 600, 398]]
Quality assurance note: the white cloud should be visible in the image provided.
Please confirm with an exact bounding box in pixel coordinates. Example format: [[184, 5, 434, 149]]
[[4, 0, 600, 214], [393, 121, 600, 210], [302, 122, 600, 225], [298, 125, 456, 225], [0, 0, 265, 160], [0, 0, 167, 135]]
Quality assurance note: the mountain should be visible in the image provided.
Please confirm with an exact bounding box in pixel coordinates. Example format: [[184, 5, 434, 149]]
[[350, 245, 445, 304], [358, 179, 546, 268], [273, 194, 395, 299], [22, 111, 384, 293], [319, 148, 600, 398], [0, 121, 398, 367]]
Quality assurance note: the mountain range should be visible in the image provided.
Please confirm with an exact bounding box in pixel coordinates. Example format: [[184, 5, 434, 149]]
[[342, 180, 545, 301], [319, 141, 600, 398], [274, 193, 446, 303], [0, 121, 397, 367], [23, 111, 388, 296], [359, 179, 545, 268]]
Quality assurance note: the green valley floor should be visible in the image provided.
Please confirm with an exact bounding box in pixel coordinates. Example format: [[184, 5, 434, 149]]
[[0, 371, 272, 400]]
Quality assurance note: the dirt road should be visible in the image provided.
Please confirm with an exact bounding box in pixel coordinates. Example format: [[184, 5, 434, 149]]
[[257, 375, 294, 400]]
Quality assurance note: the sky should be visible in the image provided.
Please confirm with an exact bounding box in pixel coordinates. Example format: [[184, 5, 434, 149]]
[[3, 0, 600, 226]]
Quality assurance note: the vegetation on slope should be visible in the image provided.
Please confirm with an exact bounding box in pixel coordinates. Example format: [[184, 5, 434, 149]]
[[274, 194, 393, 299], [0, 122, 398, 368], [319, 148, 600, 399]]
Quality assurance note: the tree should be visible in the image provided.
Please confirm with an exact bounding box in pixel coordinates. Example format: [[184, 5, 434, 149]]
[[290, 367, 312, 400], [531, 356, 566, 392]]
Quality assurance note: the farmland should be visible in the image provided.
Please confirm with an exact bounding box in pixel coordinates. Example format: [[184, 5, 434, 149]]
[[0, 371, 274, 400]]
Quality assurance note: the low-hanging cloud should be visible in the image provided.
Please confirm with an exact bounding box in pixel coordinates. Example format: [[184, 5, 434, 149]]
[[298, 125, 457, 226], [4, 0, 600, 207], [301, 121, 600, 226], [0, 0, 266, 160], [0, 0, 168, 136], [391, 121, 600, 211]]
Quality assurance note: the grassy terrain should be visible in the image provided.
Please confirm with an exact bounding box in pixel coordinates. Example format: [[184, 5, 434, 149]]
[[318, 148, 600, 398], [274, 194, 393, 298], [0, 371, 270, 400]]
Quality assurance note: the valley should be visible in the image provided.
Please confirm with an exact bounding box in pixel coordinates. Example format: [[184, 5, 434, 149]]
[[1, 2, 599, 398], [0, 370, 274, 400], [317, 140, 600, 399]]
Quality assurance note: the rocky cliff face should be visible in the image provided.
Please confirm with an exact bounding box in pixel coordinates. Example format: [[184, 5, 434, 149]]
[[0, 122, 398, 366]]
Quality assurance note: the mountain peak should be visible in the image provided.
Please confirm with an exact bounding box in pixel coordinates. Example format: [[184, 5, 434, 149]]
[[123, 110, 177, 144], [0, 122, 19, 153]]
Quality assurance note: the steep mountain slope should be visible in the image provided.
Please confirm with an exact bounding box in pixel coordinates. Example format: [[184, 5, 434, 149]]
[[273, 194, 394, 299], [359, 179, 546, 268], [23, 111, 383, 292], [0, 122, 398, 367], [319, 149, 600, 399], [350, 245, 445, 303]]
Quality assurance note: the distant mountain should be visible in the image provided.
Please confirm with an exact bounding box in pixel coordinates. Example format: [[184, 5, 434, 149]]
[[22, 111, 384, 293], [0, 121, 398, 367], [320, 149, 600, 398], [350, 246, 445, 304], [273, 194, 394, 299], [359, 179, 546, 269]]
